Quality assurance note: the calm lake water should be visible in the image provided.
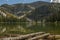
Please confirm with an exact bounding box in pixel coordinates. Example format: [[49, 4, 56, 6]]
[[0, 22, 60, 35]]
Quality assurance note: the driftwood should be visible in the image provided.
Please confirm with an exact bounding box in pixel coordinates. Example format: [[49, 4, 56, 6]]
[[0, 32, 44, 40], [0, 32, 60, 40], [28, 33, 50, 40], [47, 35, 60, 40], [54, 35, 60, 39]]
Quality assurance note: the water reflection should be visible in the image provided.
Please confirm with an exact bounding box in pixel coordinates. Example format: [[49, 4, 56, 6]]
[[0, 22, 60, 35]]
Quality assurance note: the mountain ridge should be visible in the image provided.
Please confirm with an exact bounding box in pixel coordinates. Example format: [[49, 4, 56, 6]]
[[0, 1, 60, 22]]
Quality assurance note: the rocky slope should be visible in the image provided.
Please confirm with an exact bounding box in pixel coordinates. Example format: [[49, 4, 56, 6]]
[[0, 1, 60, 22]]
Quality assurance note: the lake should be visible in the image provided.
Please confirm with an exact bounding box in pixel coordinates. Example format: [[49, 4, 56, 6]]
[[0, 22, 60, 36]]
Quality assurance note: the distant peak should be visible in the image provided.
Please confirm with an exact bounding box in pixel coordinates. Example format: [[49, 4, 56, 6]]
[[50, 0, 60, 3]]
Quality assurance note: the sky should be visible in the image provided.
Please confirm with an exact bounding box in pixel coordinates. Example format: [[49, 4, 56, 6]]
[[0, 0, 50, 5]]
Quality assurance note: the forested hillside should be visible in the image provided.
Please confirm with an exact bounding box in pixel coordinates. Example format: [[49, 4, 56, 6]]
[[0, 1, 60, 22]]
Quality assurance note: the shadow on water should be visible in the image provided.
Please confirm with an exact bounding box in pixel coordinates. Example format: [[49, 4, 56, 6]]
[[0, 22, 60, 35]]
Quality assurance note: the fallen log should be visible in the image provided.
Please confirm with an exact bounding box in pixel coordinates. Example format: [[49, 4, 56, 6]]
[[0, 32, 44, 40], [28, 33, 50, 40], [48, 35, 60, 39], [54, 35, 60, 39], [47, 35, 60, 40]]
